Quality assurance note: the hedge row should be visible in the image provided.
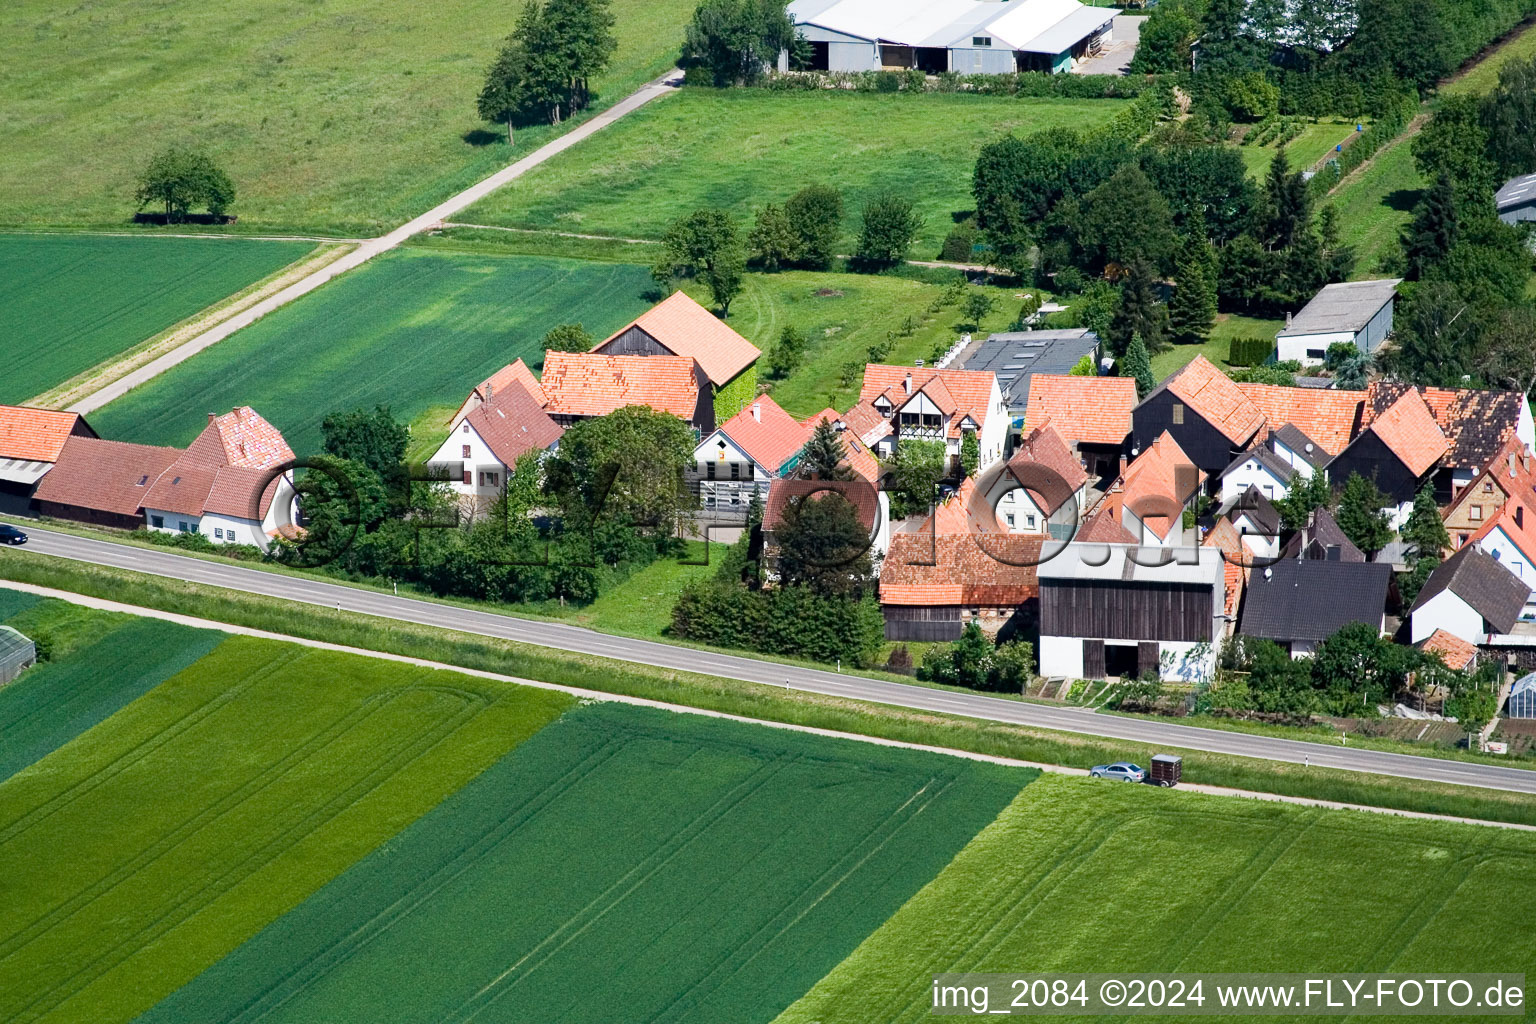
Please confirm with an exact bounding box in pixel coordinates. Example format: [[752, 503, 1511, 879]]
[[759, 69, 1151, 99], [1228, 336, 1277, 367], [671, 581, 887, 667]]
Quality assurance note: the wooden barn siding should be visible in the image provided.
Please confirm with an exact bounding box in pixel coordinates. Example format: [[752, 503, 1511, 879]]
[[1329, 432, 1420, 504], [596, 326, 672, 358], [883, 604, 963, 641], [692, 363, 716, 433], [1041, 579, 1214, 642], [1132, 390, 1244, 479]]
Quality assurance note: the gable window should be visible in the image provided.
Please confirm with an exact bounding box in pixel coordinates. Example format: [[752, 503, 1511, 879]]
[[1171, 403, 1184, 425], [463, 470, 472, 485], [1484, 481, 1495, 492], [972, 35, 991, 46], [706, 462, 716, 480], [462, 444, 471, 458], [1025, 514, 1037, 529], [462, 422, 469, 434], [1471, 505, 1483, 521], [1005, 513, 1015, 527]]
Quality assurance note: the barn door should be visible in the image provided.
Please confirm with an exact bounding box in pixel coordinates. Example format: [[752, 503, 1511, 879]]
[[1083, 640, 1106, 679], [1138, 642, 1160, 679]]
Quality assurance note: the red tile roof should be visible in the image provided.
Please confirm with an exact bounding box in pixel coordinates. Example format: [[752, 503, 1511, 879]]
[[540, 351, 700, 420], [763, 478, 881, 534], [466, 380, 564, 466], [597, 291, 760, 386], [204, 407, 294, 471], [144, 408, 295, 520], [1235, 383, 1364, 455], [1162, 356, 1266, 445], [1203, 517, 1246, 618], [1418, 628, 1478, 670], [716, 395, 809, 474], [880, 532, 1042, 607], [1119, 431, 1203, 540], [1006, 423, 1087, 515], [838, 399, 893, 446], [1077, 506, 1137, 544], [203, 466, 285, 520], [1022, 375, 1136, 445], [32, 435, 180, 516], [1365, 381, 1528, 469], [1368, 388, 1447, 478], [795, 407, 880, 482], [859, 364, 999, 438], [0, 405, 94, 463]]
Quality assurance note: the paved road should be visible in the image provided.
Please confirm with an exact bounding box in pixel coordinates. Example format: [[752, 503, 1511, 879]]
[[68, 71, 685, 416], [11, 526, 1536, 795]]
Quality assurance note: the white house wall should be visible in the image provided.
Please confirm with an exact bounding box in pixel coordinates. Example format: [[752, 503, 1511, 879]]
[[1270, 440, 1319, 478], [1038, 634, 1084, 677], [429, 421, 510, 506], [1410, 591, 1487, 644], [1276, 330, 1352, 367], [1220, 458, 1291, 502]]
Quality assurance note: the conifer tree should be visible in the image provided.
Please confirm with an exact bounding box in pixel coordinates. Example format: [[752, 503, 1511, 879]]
[[1123, 332, 1156, 399]]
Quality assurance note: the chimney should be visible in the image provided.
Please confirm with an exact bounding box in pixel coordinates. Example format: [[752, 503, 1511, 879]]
[[1518, 506, 1525, 529], [208, 413, 216, 425], [751, 402, 761, 422], [904, 372, 913, 395], [1511, 452, 1517, 476], [486, 382, 494, 400], [1285, 311, 1293, 326]]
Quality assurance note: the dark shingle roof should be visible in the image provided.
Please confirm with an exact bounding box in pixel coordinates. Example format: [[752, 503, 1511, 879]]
[[1240, 559, 1392, 643], [1228, 485, 1281, 535], [960, 329, 1099, 408], [1220, 446, 1298, 487], [1410, 544, 1531, 633], [1270, 422, 1331, 466], [1279, 507, 1365, 563]]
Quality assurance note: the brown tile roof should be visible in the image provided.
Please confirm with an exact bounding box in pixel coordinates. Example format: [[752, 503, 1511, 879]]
[[145, 407, 295, 520], [763, 478, 881, 534], [0, 405, 94, 463], [450, 358, 546, 425], [1236, 383, 1364, 455], [1418, 628, 1477, 670], [1365, 381, 1528, 470], [1367, 388, 1447, 478], [1161, 356, 1266, 445], [1022, 374, 1136, 446], [1077, 506, 1137, 544], [597, 291, 760, 386], [1006, 423, 1087, 515], [465, 380, 564, 467], [1119, 431, 1203, 540], [880, 532, 1042, 607], [717, 396, 808, 474], [860, 364, 998, 438], [33, 435, 180, 516], [540, 351, 700, 420]]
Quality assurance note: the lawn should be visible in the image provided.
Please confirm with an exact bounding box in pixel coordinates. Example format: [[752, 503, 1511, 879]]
[[775, 773, 1536, 1024], [1149, 312, 1285, 381], [0, 234, 312, 405], [0, 635, 572, 1024], [565, 540, 719, 638], [0, 596, 222, 782], [1444, 17, 1536, 96], [458, 89, 1128, 255], [88, 248, 655, 454], [1328, 138, 1424, 278], [718, 269, 1036, 419], [139, 702, 1030, 1024], [0, 0, 697, 234]]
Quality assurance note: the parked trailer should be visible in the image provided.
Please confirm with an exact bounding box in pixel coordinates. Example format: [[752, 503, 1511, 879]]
[[1149, 753, 1182, 787]]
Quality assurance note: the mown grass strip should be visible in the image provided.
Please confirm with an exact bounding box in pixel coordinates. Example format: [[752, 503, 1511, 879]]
[[140, 703, 1029, 1024], [3, 551, 1534, 827], [0, 634, 572, 1024], [774, 773, 1536, 1024]]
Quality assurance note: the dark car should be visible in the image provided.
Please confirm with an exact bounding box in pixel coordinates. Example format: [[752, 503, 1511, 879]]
[[0, 525, 28, 546]]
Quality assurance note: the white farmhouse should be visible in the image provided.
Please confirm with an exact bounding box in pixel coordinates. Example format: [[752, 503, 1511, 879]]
[[857, 363, 1008, 477], [1408, 544, 1531, 645], [428, 361, 562, 515]]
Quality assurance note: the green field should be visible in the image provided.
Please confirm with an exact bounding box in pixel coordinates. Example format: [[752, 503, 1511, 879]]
[[0, 0, 695, 234], [1444, 18, 1536, 95], [89, 248, 654, 453], [1237, 120, 1362, 179], [0, 234, 312, 404], [0, 635, 571, 1024], [139, 703, 1030, 1024], [712, 269, 1033, 419], [459, 89, 1128, 254], [0, 598, 222, 782], [1328, 138, 1424, 277], [776, 774, 1536, 1023]]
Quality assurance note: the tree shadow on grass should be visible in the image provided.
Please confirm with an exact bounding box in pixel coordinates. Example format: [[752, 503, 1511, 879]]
[[462, 129, 502, 147], [1384, 188, 1424, 213]]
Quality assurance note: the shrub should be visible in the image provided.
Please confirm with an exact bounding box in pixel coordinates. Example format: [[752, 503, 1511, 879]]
[[939, 223, 977, 262], [1227, 336, 1276, 366]]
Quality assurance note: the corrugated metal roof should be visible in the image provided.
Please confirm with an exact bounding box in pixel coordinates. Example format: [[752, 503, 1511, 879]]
[[1276, 279, 1401, 338], [1010, 4, 1117, 53], [1496, 172, 1536, 210], [1037, 542, 1222, 585], [788, 0, 1118, 53]]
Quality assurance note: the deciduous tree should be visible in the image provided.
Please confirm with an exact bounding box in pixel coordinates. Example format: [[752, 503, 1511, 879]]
[[855, 192, 922, 268], [680, 0, 795, 86], [1335, 472, 1393, 558], [783, 185, 843, 268], [652, 208, 746, 315], [134, 147, 236, 221], [541, 322, 595, 352]]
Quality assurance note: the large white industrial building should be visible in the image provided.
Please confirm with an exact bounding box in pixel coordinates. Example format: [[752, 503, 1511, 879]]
[[783, 0, 1120, 75]]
